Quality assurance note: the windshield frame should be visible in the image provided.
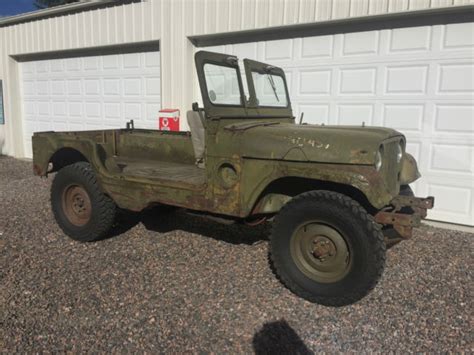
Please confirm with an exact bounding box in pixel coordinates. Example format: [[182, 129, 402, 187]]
[[202, 62, 245, 108], [247, 68, 290, 109], [243, 58, 292, 112], [195, 51, 248, 118], [195, 51, 293, 119]]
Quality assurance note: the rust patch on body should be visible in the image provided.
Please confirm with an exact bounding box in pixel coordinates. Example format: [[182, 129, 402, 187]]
[[375, 195, 435, 239], [33, 164, 43, 176]]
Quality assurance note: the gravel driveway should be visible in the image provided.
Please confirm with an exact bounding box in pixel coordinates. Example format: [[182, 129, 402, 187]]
[[1, 155, 472, 352]]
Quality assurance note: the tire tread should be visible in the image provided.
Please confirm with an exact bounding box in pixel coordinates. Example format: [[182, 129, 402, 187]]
[[270, 190, 386, 306], [51, 162, 116, 242]]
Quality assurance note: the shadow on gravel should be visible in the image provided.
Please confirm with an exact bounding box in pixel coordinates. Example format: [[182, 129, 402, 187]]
[[104, 206, 269, 245], [253, 319, 313, 355]]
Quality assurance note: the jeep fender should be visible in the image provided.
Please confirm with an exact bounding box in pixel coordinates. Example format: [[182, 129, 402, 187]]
[[241, 159, 394, 217], [32, 135, 105, 176]]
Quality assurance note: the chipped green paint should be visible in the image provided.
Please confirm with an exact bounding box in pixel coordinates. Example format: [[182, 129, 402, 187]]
[[32, 51, 422, 218]]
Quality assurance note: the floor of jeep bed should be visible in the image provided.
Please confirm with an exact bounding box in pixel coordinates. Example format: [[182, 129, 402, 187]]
[[117, 159, 206, 185]]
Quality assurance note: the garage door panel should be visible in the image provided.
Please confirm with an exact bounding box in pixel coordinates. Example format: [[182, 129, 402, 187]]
[[65, 58, 81, 71], [434, 104, 474, 133], [51, 80, 66, 95], [103, 55, 120, 70], [343, 31, 379, 56], [339, 67, 377, 94], [66, 79, 82, 96], [437, 63, 474, 93], [427, 184, 472, 225], [144, 52, 161, 68], [21, 50, 161, 158], [84, 102, 101, 118], [123, 77, 141, 96], [22, 80, 36, 96], [337, 104, 374, 125], [383, 104, 424, 132], [389, 26, 432, 53], [35, 61, 49, 73], [297, 104, 329, 124], [205, 22, 473, 225], [84, 78, 101, 96], [123, 53, 142, 68], [384, 65, 429, 94], [429, 144, 473, 174], [230, 42, 259, 60], [442, 22, 474, 49], [145, 77, 161, 96], [301, 35, 334, 58], [264, 39, 294, 61], [103, 78, 120, 96], [83, 56, 100, 71]]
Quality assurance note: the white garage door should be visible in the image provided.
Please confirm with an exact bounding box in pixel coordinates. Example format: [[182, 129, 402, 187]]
[[205, 22, 474, 226], [20, 50, 161, 158]]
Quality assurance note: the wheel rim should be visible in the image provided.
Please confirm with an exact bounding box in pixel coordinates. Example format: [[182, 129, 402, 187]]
[[62, 184, 92, 226], [290, 222, 352, 283]]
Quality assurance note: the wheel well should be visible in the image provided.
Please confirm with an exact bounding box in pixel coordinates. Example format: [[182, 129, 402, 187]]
[[49, 148, 88, 172], [254, 177, 378, 215]]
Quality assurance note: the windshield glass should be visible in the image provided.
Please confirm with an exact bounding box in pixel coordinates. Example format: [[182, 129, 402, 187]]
[[203, 63, 242, 106], [251, 71, 288, 107]]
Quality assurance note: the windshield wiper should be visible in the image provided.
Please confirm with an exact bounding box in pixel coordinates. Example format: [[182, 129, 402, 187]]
[[266, 74, 280, 102]]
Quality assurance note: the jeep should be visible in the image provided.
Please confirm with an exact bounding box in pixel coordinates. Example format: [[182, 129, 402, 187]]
[[32, 51, 434, 306]]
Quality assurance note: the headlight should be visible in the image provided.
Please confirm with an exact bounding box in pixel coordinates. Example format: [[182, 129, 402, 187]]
[[375, 146, 383, 171], [396, 142, 403, 163]]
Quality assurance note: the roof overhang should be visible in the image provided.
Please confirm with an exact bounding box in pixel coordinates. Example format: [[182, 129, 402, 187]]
[[0, 0, 139, 28], [189, 4, 474, 47]]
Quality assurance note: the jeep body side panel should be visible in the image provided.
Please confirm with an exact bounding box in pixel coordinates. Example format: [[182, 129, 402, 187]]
[[32, 130, 211, 213], [208, 119, 405, 216]]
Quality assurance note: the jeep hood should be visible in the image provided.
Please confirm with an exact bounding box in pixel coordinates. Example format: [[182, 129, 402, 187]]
[[230, 122, 403, 165]]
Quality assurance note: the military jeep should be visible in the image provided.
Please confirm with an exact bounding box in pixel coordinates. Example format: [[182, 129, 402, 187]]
[[32, 51, 434, 306]]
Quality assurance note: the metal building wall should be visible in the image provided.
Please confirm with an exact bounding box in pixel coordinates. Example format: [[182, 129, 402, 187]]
[[0, 0, 161, 157], [0, 0, 473, 157]]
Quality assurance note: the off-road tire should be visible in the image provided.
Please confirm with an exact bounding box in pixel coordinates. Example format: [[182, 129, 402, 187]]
[[270, 190, 386, 307], [51, 162, 116, 242]]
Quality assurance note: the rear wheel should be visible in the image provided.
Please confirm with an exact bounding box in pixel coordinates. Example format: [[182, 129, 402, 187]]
[[51, 162, 116, 242], [270, 190, 386, 306]]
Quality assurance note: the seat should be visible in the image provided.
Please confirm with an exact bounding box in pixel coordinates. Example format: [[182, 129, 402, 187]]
[[187, 110, 206, 168]]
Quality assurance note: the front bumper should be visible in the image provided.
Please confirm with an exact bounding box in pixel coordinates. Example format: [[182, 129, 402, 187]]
[[374, 195, 435, 239]]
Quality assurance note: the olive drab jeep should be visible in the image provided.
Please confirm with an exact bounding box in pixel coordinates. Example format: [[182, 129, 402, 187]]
[[32, 51, 434, 306]]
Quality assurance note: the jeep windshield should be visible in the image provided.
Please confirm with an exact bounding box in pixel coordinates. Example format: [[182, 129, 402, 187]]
[[195, 51, 293, 119], [251, 70, 288, 108]]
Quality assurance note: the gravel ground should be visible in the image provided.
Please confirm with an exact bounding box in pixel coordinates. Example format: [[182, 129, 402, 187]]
[[1, 155, 473, 353]]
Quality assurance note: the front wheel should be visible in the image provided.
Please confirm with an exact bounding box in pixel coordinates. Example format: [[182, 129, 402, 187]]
[[270, 190, 386, 307]]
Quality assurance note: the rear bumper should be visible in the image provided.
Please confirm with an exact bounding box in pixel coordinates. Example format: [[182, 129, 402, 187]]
[[374, 195, 435, 239]]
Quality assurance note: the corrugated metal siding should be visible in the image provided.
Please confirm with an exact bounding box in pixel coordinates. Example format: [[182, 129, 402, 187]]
[[0, 0, 473, 156], [0, 1, 161, 156], [4, 2, 160, 56]]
